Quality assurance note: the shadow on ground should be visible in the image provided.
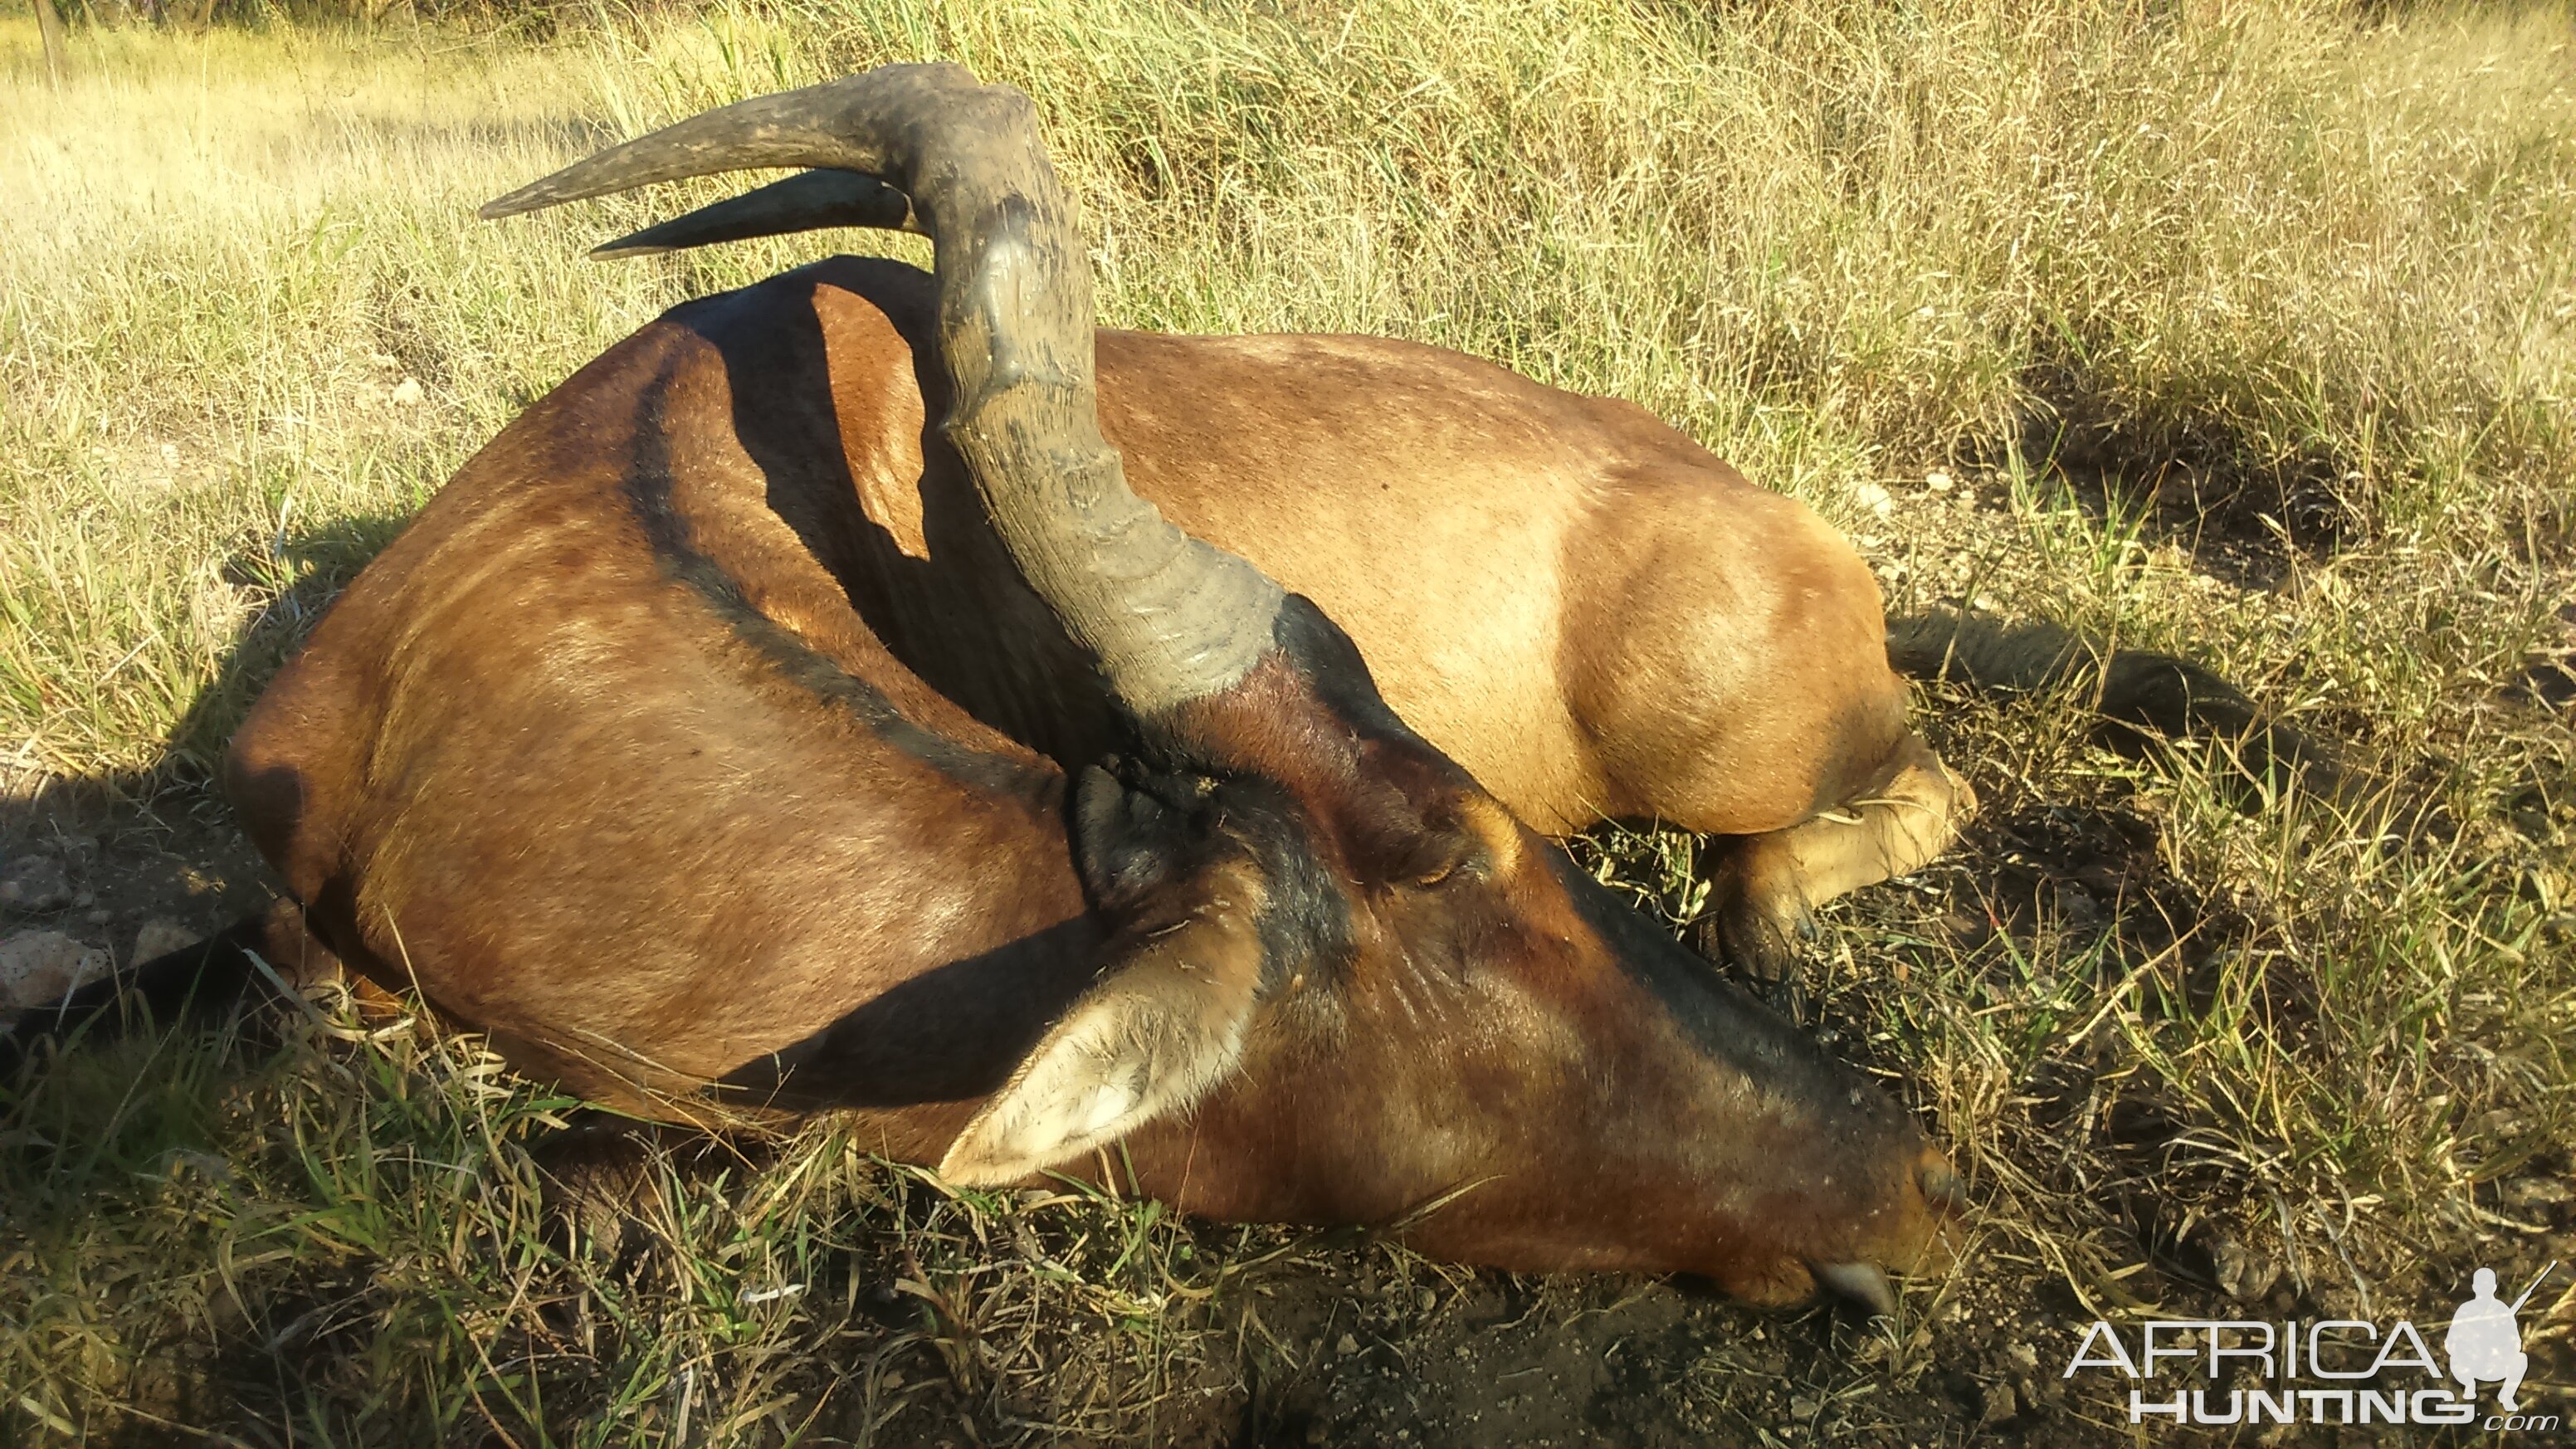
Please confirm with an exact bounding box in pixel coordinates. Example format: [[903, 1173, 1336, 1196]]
[[0, 510, 416, 979]]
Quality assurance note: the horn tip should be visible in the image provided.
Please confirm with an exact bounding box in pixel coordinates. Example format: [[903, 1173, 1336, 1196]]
[[478, 186, 556, 222], [588, 241, 668, 261]]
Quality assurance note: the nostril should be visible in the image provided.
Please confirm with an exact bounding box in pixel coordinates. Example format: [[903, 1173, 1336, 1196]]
[[1920, 1163, 1968, 1213]]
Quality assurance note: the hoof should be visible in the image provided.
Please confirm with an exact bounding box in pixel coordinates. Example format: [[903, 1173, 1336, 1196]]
[[1693, 896, 1814, 983]]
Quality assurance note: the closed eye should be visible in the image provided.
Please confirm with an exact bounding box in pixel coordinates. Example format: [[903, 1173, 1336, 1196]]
[[1411, 843, 1490, 890]]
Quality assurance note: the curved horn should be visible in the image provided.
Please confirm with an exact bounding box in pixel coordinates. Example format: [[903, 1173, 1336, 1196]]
[[485, 65, 1286, 716], [589, 168, 922, 259]]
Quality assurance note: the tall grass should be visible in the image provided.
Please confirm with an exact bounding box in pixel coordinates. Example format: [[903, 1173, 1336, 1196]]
[[2, 0, 2573, 1442]]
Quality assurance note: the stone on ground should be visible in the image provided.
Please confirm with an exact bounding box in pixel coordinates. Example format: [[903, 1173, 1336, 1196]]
[[0, 929, 112, 1013]]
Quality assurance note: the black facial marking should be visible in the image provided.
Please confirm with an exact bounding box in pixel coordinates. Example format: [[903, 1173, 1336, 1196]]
[[1069, 761, 1355, 999], [1230, 782, 1360, 996], [1266, 593, 1424, 743], [1247, 595, 1486, 886]]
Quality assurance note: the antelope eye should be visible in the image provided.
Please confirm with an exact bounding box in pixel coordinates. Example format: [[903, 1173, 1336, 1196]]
[[1411, 838, 1486, 889]]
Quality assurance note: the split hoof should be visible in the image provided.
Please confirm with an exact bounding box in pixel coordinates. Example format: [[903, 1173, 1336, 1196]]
[[1694, 895, 1816, 983]]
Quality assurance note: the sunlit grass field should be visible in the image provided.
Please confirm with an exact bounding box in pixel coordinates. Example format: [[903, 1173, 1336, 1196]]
[[2, 0, 2572, 1441]]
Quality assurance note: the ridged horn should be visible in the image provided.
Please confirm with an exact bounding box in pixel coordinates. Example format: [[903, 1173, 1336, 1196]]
[[590, 168, 921, 259], [484, 65, 1286, 717]]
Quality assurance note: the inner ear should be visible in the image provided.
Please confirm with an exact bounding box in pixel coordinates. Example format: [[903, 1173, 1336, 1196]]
[[1072, 762, 1212, 910], [1076, 768, 1184, 902], [938, 856, 1270, 1187]]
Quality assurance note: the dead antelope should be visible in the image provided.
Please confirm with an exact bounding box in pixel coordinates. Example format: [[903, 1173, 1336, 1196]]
[[178, 66, 1959, 1309], [465, 138, 2326, 985]]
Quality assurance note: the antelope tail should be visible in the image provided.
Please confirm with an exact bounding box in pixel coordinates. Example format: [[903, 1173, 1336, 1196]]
[[1887, 608, 2344, 803]]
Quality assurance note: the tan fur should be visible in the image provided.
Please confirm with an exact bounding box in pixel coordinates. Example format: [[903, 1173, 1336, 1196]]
[[788, 260, 1965, 965]]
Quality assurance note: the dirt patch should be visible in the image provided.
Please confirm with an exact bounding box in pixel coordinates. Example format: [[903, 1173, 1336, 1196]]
[[0, 771, 276, 993], [809, 1218, 2110, 1447]]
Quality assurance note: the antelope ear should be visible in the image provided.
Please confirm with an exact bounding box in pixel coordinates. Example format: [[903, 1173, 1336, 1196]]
[[938, 860, 1269, 1187]]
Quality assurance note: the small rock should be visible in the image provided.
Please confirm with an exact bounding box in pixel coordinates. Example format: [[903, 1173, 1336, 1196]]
[[390, 377, 424, 407], [1851, 481, 1896, 519], [1789, 1395, 1821, 1419], [1336, 1333, 1359, 1356], [0, 856, 73, 914], [1925, 470, 1955, 493], [71, 890, 95, 910], [2212, 1235, 2280, 1300], [159, 1149, 233, 1184], [2005, 1341, 2039, 1372], [1980, 1381, 2018, 1424], [208, 1278, 251, 1334], [132, 917, 202, 964], [2504, 1177, 2573, 1209], [1417, 1288, 1437, 1313], [0, 930, 111, 1012]]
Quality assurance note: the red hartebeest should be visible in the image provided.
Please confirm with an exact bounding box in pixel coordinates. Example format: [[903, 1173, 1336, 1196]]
[[183, 66, 1960, 1310]]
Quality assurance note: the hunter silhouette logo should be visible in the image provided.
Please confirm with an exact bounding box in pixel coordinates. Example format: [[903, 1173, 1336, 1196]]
[[2063, 1261, 2562, 1430], [2447, 1265, 2547, 1414]]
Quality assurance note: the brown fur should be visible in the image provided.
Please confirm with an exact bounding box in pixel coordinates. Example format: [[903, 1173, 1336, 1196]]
[[222, 269, 1959, 1305]]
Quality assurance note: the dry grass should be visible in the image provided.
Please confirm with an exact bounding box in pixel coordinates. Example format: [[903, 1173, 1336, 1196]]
[[2, 0, 2574, 1442]]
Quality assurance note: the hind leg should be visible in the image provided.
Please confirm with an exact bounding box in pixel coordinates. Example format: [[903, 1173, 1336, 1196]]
[[1695, 733, 1973, 980]]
